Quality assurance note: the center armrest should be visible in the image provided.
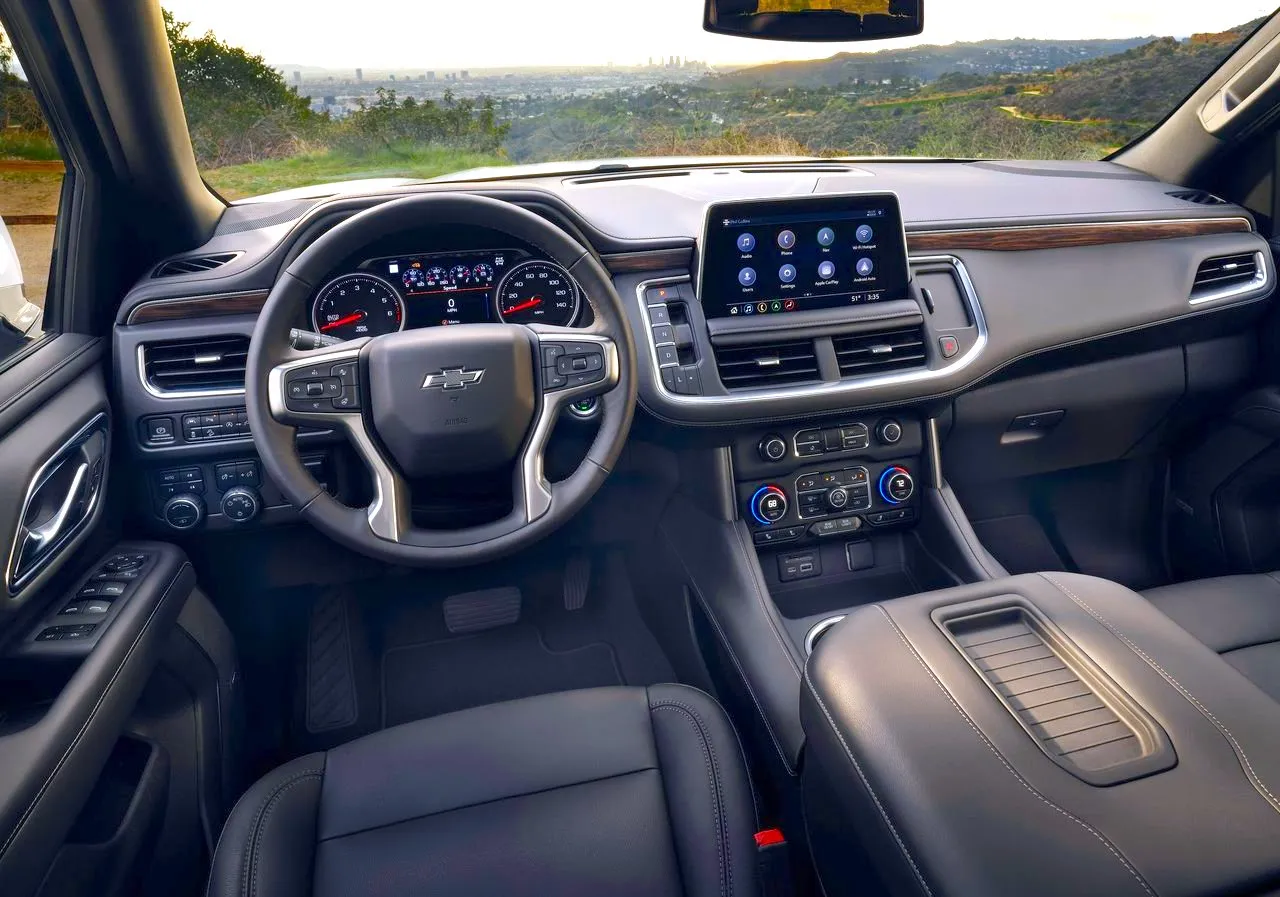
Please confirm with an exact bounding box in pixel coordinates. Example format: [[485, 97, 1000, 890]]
[[801, 572, 1280, 897]]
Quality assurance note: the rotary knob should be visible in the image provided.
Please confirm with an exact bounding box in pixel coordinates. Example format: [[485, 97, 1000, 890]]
[[879, 467, 915, 505], [877, 419, 903, 445], [163, 494, 205, 531], [220, 487, 261, 524], [827, 486, 850, 510], [749, 485, 789, 525], [759, 435, 788, 463]]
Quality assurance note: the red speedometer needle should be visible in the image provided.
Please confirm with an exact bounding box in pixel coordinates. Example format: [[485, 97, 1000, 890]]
[[504, 297, 543, 315], [320, 311, 364, 332]]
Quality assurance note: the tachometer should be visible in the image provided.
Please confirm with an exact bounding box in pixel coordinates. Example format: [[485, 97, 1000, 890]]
[[311, 273, 405, 340], [494, 261, 580, 326]]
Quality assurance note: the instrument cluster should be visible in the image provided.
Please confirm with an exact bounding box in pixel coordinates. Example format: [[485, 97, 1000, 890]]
[[310, 248, 583, 340]]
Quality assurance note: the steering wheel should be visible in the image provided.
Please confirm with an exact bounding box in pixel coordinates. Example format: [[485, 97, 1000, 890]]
[[245, 193, 637, 566]]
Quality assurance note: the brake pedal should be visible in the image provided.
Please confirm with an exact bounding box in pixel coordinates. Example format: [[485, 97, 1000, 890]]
[[443, 587, 522, 634], [564, 553, 591, 611]]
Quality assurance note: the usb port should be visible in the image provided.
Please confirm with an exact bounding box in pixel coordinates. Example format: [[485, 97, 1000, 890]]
[[798, 562, 814, 574]]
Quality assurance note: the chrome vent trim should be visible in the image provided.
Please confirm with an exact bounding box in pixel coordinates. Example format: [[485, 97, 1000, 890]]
[[834, 325, 927, 379], [138, 335, 249, 398], [1189, 250, 1270, 306], [713, 338, 820, 390]]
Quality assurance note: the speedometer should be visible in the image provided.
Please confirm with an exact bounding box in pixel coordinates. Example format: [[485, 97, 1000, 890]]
[[311, 273, 405, 340], [494, 261, 580, 326]]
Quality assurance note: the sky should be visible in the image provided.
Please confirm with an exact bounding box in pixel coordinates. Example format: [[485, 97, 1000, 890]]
[[160, 0, 1278, 69]]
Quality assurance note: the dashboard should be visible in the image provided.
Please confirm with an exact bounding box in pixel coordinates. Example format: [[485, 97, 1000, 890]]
[[310, 248, 584, 340]]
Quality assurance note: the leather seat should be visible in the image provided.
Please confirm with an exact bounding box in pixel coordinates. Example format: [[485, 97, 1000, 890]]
[[1144, 573, 1280, 702], [207, 685, 759, 897]]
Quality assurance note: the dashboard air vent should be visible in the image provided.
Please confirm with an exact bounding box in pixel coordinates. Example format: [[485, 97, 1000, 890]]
[[142, 335, 249, 394], [152, 252, 241, 278], [834, 326, 927, 378], [1167, 189, 1226, 205], [714, 339, 819, 390], [1192, 252, 1259, 298]]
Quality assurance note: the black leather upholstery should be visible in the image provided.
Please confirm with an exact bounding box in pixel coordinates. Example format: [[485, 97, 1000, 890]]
[[1143, 572, 1280, 702], [802, 572, 1280, 897], [208, 686, 758, 897]]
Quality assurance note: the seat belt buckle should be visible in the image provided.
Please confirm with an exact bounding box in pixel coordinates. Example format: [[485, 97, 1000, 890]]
[[755, 829, 793, 897]]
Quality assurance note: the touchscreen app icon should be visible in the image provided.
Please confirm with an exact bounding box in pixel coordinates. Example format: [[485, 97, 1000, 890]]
[[777, 230, 796, 250], [856, 224, 874, 243], [736, 233, 756, 253], [779, 264, 797, 283], [817, 260, 836, 280], [817, 227, 835, 246], [855, 257, 874, 276], [738, 267, 757, 286]]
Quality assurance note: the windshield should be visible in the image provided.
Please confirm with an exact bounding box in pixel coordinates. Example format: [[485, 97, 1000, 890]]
[[156, 0, 1275, 199]]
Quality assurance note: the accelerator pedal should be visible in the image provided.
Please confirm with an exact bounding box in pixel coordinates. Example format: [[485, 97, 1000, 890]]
[[443, 587, 522, 634], [564, 553, 592, 611]]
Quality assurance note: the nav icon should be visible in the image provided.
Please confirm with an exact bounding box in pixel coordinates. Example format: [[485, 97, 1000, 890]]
[[422, 368, 484, 391]]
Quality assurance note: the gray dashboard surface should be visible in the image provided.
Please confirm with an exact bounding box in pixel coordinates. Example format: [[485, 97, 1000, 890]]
[[115, 158, 1275, 423]]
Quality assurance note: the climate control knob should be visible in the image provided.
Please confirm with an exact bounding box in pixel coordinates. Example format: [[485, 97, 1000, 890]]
[[163, 494, 205, 531], [879, 467, 915, 505], [748, 485, 789, 525], [759, 435, 788, 463], [876, 419, 903, 445], [220, 487, 261, 524]]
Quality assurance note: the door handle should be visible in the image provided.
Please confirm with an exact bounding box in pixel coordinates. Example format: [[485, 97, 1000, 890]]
[[21, 461, 89, 557]]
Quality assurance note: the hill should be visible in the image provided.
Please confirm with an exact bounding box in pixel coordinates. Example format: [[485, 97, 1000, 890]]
[[710, 37, 1153, 89], [1016, 19, 1266, 123]]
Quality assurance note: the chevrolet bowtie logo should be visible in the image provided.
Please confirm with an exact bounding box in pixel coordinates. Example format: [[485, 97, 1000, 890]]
[[422, 368, 485, 390]]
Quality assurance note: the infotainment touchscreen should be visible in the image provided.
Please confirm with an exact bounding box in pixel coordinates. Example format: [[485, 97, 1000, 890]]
[[698, 193, 909, 320]]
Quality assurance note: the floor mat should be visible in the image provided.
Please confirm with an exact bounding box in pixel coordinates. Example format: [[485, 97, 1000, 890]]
[[380, 623, 622, 726]]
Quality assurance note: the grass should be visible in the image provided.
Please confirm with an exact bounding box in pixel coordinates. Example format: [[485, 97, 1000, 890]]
[[203, 145, 510, 200], [0, 129, 60, 161]]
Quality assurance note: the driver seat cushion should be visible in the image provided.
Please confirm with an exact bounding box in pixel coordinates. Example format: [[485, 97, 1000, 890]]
[[207, 685, 760, 897], [1143, 572, 1280, 703]]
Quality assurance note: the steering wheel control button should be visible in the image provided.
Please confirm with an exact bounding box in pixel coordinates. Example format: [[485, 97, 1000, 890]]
[[877, 420, 904, 445], [163, 494, 205, 530], [542, 341, 607, 392], [879, 467, 915, 504], [221, 487, 261, 523], [331, 362, 359, 384], [749, 485, 789, 525], [760, 435, 788, 463]]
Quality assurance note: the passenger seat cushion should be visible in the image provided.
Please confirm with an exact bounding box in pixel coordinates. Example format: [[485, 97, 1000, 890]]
[[1143, 573, 1280, 702], [209, 685, 758, 897]]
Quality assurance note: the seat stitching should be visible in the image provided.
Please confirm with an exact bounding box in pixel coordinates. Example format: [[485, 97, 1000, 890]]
[[242, 768, 323, 897], [875, 604, 1155, 895], [652, 701, 730, 897], [802, 663, 933, 897], [1042, 573, 1280, 817]]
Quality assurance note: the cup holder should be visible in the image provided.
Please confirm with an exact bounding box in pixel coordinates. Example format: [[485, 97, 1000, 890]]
[[804, 615, 846, 655]]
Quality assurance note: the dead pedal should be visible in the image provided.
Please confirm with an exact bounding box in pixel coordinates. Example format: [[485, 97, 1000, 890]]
[[564, 553, 591, 611], [443, 587, 522, 634], [306, 592, 359, 734]]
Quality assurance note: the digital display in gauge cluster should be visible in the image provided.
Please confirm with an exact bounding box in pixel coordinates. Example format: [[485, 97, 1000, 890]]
[[381, 249, 512, 327], [310, 249, 583, 339]]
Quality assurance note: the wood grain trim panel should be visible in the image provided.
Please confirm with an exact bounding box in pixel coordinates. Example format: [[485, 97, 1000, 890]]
[[126, 290, 269, 324], [906, 217, 1252, 253], [601, 247, 694, 274]]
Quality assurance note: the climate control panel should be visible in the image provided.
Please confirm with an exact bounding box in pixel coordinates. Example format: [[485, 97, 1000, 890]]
[[739, 457, 920, 547]]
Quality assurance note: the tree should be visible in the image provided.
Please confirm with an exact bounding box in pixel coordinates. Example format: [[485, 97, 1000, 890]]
[[163, 9, 316, 167]]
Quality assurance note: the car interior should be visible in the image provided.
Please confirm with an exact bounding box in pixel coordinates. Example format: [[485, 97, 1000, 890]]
[[7, 1, 1280, 896]]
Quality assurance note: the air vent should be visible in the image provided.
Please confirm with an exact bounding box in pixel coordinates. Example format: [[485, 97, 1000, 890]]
[[714, 339, 819, 390], [944, 605, 1174, 786], [142, 335, 249, 394], [152, 252, 241, 278], [1192, 252, 1259, 298], [1167, 189, 1226, 205], [833, 326, 927, 378]]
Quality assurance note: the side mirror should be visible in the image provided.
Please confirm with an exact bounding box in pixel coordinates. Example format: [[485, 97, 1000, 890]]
[[704, 0, 923, 42]]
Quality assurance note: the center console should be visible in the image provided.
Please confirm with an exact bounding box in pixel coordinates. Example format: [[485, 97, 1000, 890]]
[[802, 572, 1280, 897]]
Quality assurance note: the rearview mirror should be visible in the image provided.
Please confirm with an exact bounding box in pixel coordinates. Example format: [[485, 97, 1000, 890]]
[[704, 0, 923, 42]]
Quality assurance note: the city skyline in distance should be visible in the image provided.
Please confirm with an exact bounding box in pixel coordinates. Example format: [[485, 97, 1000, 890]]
[[161, 0, 1275, 70]]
